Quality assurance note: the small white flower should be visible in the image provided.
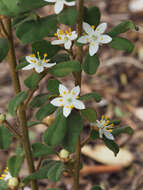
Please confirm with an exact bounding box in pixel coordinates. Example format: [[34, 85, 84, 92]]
[[22, 52, 56, 73], [0, 167, 12, 181], [77, 22, 112, 56], [50, 84, 85, 117], [44, 0, 75, 14], [92, 115, 114, 140], [51, 28, 77, 50]]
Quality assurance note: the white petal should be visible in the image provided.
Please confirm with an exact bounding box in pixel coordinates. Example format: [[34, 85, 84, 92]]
[[51, 39, 64, 45], [22, 64, 34, 70], [77, 35, 89, 44], [43, 62, 56, 68], [73, 100, 85, 110], [99, 128, 104, 138], [35, 66, 44, 73], [104, 130, 114, 140], [64, 0, 75, 6], [59, 84, 69, 96], [89, 42, 99, 56], [63, 106, 72, 117], [44, 0, 56, 2], [96, 23, 107, 34], [100, 34, 112, 44], [51, 97, 64, 107], [68, 31, 77, 40], [26, 56, 38, 64], [83, 22, 94, 34], [54, 1, 64, 14], [64, 40, 72, 49], [70, 86, 80, 97]]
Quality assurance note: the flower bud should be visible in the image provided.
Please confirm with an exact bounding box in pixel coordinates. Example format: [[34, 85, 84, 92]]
[[59, 149, 70, 163], [8, 177, 19, 190]]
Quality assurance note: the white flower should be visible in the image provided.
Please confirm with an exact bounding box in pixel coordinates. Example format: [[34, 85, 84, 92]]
[[50, 84, 85, 117], [44, 0, 75, 14], [22, 52, 56, 73], [0, 167, 12, 181], [92, 115, 114, 140], [77, 22, 112, 56], [51, 28, 77, 50]]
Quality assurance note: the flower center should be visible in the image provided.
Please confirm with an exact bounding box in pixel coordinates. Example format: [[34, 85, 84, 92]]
[[66, 98, 72, 103], [64, 36, 69, 42], [92, 35, 98, 41]]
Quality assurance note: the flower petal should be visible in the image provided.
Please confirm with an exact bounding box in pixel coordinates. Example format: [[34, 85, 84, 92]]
[[26, 56, 38, 64], [83, 22, 94, 34], [68, 31, 77, 40], [64, 40, 72, 49], [70, 86, 80, 97], [104, 130, 114, 140], [35, 66, 44, 73], [51, 39, 64, 45], [77, 35, 89, 44], [73, 99, 85, 110], [100, 34, 112, 44], [51, 97, 64, 107], [96, 23, 107, 34], [54, 1, 64, 14], [89, 42, 99, 56], [43, 62, 56, 68], [59, 84, 69, 96], [63, 106, 72, 117], [64, 0, 75, 6], [44, 0, 56, 2], [22, 64, 34, 70]]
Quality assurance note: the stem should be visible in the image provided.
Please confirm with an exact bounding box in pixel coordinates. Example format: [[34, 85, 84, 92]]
[[73, 0, 84, 190], [2, 17, 38, 190]]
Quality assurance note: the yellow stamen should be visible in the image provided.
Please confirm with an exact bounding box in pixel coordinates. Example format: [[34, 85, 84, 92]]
[[31, 60, 36, 63], [58, 36, 62, 40], [101, 115, 105, 119], [61, 104, 64, 107], [86, 38, 89, 41], [72, 92, 75, 95], [91, 25, 95, 30], [106, 120, 110, 124], [59, 29, 63, 35], [110, 123, 114, 127], [109, 129, 112, 132], [68, 28, 71, 32], [105, 116, 108, 120], [30, 54, 35, 57], [54, 33, 58, 36], [63, 91, 66, 95], [76, 96, 79, 99], [44, 53, 47, 57], [70, 105, 74, 108], [65, 30, 68, 34], [59, 99, 63, 102], [100, 36, 103, 41]]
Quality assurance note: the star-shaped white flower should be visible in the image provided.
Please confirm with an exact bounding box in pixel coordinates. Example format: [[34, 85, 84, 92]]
[[51, 28, 77, 50], [77, 22, 112, 56], [50, 84, 85, 117], [44, 0, 75, 14], [92, 115, 114, 140], [22, 52, 56, 73], [0, 167, 12, 181]]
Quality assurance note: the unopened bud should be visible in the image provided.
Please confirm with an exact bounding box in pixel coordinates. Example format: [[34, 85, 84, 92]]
[[8, 177, 19, 190], [0, 114, 6, 123], [59, 149, 70, 162]]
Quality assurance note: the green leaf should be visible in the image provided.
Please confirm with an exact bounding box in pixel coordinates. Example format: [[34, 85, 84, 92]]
[[51, 54, 70, 63], [91, 185, 103, 190], [0, 180, 9, 190], [83, 54, 100, 75], [0, 0, 49, 17], [8, 154, 24, 177], [32, 40, 61, 59], [23, 160, 64, 183], [8, 91, 28, 116], [16, 61, 30, 71], [0, 125, 11, 150], [27, 121, 42, 128], [16, 15, 58, 44], [30, 93, 50, 108], [108, 20, 137, 37], [80, 108, 97, 122], [0, 38, 9, 62], [47, 161, 65, 182], [49, 61, 81, 77], [80, 92, 102, 102], [24, 72, 43, 89], [43, 111, 67, 146], [112, 126, 134, 136], [103, 138, 119, 156], [47, 189, 62, 190], [58, 7, 78, 25], [47, 79, 61, 94], [109, 37, 134, 53], [32, 143, 56, 158], [62, 111, 83, 153], [84, 6, 101, 26], [36, 103, 57, 121], [90, 130, 99, 140]]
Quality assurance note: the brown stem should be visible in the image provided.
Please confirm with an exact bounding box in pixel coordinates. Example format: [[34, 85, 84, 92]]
[[2, 16, 38, 190]]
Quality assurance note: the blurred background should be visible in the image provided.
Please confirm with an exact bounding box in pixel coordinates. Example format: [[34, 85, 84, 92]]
[[0, 0, 143, 189]]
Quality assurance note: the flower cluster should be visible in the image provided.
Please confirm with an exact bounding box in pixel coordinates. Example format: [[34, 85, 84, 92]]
[[44, 0, 75, 14], [77, 22, 112, 56], [0, 167, 11, 181], [51, 84, 85, 117], [92, 115, 114, 140], [22, 52, 56, 73], [52, 28, 77, 49]]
